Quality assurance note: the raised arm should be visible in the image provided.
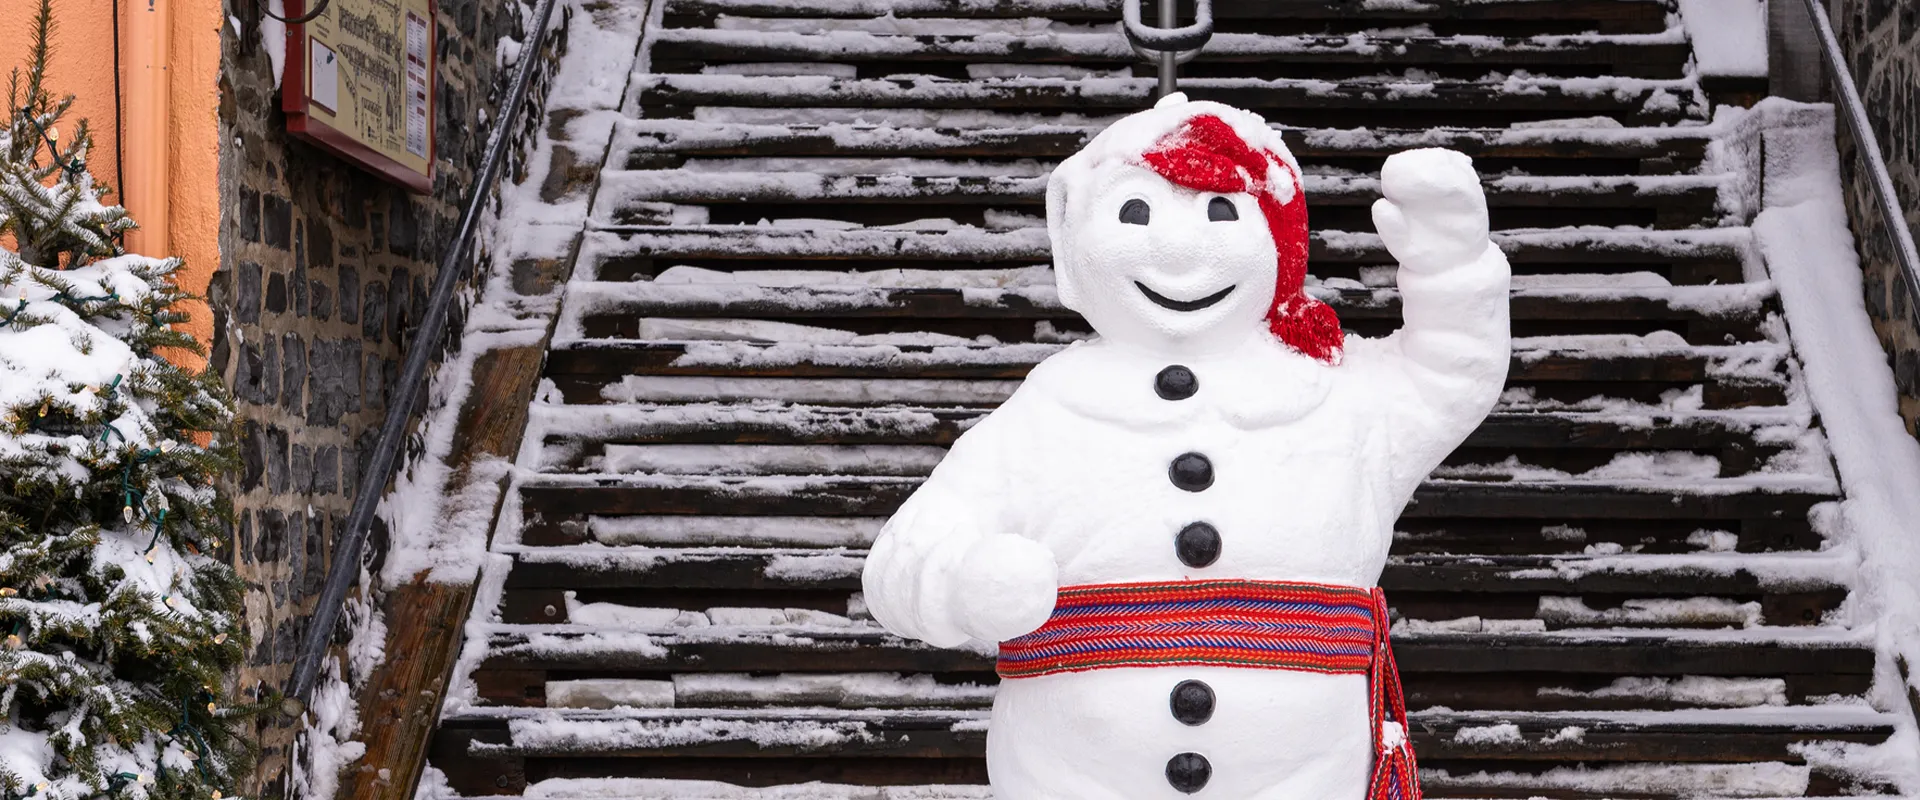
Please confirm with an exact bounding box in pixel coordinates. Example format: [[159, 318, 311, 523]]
[[861, 400, 1058, 649], [1354, 148, 1513, 498]]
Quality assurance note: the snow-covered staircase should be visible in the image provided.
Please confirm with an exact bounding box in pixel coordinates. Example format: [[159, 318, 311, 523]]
[[428, 0, 1901, 796]]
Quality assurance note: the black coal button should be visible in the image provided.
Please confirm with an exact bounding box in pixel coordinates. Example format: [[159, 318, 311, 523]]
[[1169, 453, 1213, 492], [1166, 753, 1212, 793], [1155, 365, 1198, 401], [1176, 523, 1221, 568], [1170, 680, 1215, 726]]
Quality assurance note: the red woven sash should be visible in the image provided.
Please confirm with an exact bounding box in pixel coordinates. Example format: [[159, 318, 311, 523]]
[[997, 579, 1421, 800]]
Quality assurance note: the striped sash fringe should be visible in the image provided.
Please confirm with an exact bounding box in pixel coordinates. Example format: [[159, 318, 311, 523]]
[[997, 579, 1421, 800]]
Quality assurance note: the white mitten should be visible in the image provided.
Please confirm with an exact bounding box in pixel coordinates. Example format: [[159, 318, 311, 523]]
[[949, 533, 1059, 642], [1370, 148, 1492, 274]]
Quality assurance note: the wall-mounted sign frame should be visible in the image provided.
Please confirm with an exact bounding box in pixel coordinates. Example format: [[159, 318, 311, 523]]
[[281, 0, 437, 193]]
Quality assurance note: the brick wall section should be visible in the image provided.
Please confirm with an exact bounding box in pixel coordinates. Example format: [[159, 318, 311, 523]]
[[213, 1, 562, 794], [1830, 0, 1920, 429]]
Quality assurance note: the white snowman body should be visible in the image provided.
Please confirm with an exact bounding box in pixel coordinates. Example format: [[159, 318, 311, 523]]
[[862, 95, 1512, 800]]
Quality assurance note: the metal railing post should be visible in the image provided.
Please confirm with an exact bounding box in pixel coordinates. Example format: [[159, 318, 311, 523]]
[[1158, 0, 1177, 98]]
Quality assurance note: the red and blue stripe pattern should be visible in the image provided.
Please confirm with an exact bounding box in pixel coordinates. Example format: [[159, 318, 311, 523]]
[[997, 579, 1379, 678], [997, 579, 1423, 800]]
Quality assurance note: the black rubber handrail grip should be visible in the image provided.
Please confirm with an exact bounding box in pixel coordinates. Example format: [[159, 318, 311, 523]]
[[284, 0, 561, 707]]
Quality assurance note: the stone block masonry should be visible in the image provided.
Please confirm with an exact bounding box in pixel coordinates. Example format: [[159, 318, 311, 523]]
[[1829, 0, 1920, 431], [213, 0, 552, 793]]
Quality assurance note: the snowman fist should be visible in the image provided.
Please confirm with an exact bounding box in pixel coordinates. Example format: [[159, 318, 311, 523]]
[[1371, 148, 1491, 274], [949, 534, 1059, 642]]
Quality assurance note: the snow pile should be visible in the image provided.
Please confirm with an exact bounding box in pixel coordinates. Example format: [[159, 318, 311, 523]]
[[1746, 97, 1920, 792], [1425, 761, 1810, 797], [1539, 676, 1787, 708]]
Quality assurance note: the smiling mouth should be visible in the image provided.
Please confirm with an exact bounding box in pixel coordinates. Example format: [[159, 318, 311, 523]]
[[1136, 282, 1236, 312]]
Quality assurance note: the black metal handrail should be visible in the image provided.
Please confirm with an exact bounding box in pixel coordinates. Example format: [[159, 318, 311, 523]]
[[1798, 0, 1920, 304], [1124, 0, 1212, 98], [285, 0, 561, 706]]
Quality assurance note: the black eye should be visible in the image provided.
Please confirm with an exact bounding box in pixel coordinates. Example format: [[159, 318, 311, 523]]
[[1208, 197, 1239, 221], [1120, 198, 1151, 225]]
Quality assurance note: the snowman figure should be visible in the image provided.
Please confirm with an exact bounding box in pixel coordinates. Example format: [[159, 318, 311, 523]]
[[863, 94, 1510, 800]]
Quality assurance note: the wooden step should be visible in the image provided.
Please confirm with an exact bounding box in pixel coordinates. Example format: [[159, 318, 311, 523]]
[[524, 511, 1824, 558], [414, 776, 1890, 800], [648, 29, 1689, 76], [536, 406, 1797, 453], [593, 171, 1726, 230], [513, 478, 1835, 546], [579, 228, 1754, 286], [633, 76, 1706, 127], [503, 549, 1847, 596], [542, 341, 1789, 412], [499, 550, 1850, 629], [662, 0, 1674, 34], [612, 120, 1713, 167], [474, 667, 1862, 715], [469, 632, 1873, 713], [486, 670, 1861, 715], [477, 627, 1874, 678], [439, 706, 1894, 762], [568, 281, 1773, 343], [595, 171, 1727, 211]]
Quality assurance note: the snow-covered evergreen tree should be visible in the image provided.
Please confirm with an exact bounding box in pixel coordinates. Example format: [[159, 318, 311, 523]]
[[0, 3, 253, 797]]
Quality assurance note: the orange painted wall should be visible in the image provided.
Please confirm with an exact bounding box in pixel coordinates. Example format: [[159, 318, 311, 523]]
[[0, 0, 121, 195], [0, 0, 223, 359]]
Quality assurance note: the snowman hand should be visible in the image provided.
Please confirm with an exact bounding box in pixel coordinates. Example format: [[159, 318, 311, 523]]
[[1370, 148, 1491, 275], [949, 533, 1059, 642]]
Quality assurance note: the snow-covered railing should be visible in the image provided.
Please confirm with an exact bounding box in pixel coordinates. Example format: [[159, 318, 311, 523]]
[[283, 0, 563, 707], [1797, 0, 1920, 310], [1124, 0, 1212, 98]]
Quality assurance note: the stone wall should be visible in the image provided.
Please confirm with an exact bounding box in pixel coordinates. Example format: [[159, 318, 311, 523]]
[[214, 1, 556, 794], [1828, 0, 1920, 429]]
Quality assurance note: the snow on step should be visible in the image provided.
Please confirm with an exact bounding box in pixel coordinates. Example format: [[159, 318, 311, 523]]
[[632, 74, 1705, 115], [664, 0, 1672, 22], [578, 225, 1756, 265], [567, 269, 1776, 317], [529, 403, 1809, 445], [546, 673, 997, 711], [584, 516, 885, 548], [478, 621, 1874, 651], [550, 337, 1797, 392], [446, 705, 1893, 761], [504, 546, 1856, 592], [611, 118, 1722, 159], [649, 26, 1689, 61], [536, 673, 1798, 712], [496, 775, 1892, 800], [513, 469, 1840, 499], [592, 165, 1729, 206], [539, 437, 1829, 488], [590, 376, 1022, 405], [594, 443, 949, 476], [505, 779, 993, 800], [565, 513, 1795, 552]]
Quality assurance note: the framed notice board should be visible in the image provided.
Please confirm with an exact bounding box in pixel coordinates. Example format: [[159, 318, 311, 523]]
[[281, 0, 437, 193]]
